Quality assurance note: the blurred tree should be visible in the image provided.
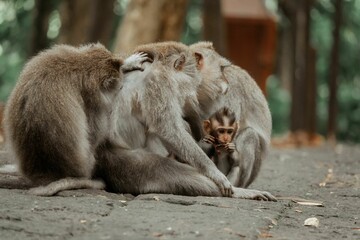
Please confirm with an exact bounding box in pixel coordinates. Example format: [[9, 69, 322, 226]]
[[277, 0, 318, 146], [327, 0, 342, 143], [30, 0, 59, 56], [181, 0, 203, 45], [114, 0, 188, 53], [203, 0, 227, 56], [58, 0, 115, 46], [0, 0, 35, 100]]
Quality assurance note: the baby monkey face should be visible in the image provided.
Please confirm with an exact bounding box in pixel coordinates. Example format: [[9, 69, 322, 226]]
[[215, 126, 236, 144]]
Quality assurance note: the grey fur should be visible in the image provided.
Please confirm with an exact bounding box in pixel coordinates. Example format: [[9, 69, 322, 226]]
[[96, 42, 276, 201], [190, 42, 272, 188], [3, 43, 123, 196], [113, 42, 232, 197]]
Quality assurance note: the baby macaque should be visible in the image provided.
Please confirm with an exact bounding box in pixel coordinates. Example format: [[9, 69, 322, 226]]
[[200, 107, 241, 186]]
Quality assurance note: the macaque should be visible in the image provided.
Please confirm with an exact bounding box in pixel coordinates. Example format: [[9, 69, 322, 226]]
[[3, 43, 124, 196], [190, 42, 272, 188], [200, 107, 242, 186], [95, 42, 276, 201]]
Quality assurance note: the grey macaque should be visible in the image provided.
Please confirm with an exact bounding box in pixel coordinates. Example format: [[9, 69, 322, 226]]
[[95, 42, 276, 201], [3, 43, 124, 196], [190, 42, 272, 188]]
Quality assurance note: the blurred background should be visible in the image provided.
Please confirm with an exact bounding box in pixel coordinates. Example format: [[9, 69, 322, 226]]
[[0, 0, 359, 145]]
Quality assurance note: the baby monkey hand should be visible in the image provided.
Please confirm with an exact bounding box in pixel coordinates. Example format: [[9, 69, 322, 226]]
[[215, 142, 236, 153], [202, 135, 216, 144]]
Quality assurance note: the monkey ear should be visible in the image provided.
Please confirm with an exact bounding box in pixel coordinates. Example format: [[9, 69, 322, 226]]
[[203, 120, 211, 133], [194, 52, 204, 70], [110, 58, 123, 71], [174, 53, 186, 71]]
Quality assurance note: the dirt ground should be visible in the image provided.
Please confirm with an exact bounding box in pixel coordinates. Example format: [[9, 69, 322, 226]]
[[0, 144, 359, 240]]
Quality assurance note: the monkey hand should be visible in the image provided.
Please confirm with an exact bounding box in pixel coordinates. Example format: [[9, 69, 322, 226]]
[[122, 52, 151, 73], [204, 166, 233, 197], [225, 142, 236, 153], [202, 135, 215, 144], [232, 188, 277, 201]]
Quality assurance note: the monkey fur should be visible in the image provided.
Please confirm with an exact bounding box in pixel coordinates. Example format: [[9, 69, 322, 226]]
[[190, 42, 272, 188], [200, 107, 242, 186], [95, 42, 276, 201], [4, 43, 123, 196]]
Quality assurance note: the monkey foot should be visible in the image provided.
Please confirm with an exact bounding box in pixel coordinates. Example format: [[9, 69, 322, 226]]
[[232, 188, 277, 201]]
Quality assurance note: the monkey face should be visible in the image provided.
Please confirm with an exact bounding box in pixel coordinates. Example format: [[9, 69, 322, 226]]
[[215, 127, 235, 144]]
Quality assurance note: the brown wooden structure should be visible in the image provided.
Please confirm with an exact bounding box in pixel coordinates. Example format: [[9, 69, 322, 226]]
[[221, 0, 276, 94]]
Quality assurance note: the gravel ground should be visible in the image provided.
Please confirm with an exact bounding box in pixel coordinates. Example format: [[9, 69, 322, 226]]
[[0, 144, 359, 240]]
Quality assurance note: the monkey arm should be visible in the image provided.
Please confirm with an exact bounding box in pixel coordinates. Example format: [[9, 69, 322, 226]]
[[131, 65, 232, 196], [142, 93, 233, 196], [198, 137, 216, 158], [183, 99, 204, 142]]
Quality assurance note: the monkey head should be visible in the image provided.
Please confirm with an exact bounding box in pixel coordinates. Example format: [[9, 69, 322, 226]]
[[189, 42, 232, 104], [76, 44, 124, 110], [132, 41, 202, 105], [203, 107, 238, 144]]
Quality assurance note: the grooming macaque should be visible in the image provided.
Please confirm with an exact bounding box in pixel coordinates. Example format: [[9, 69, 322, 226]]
[[112, 42, 231, 197], [95, 42, 276, 201], [3, 43, 124, 196], [200, 107, 242, 186], [190, 42, 272, 188]]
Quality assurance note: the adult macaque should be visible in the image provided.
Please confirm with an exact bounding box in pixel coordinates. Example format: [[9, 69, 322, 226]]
[[190, 42, 272, 188], [3, 44, 123, 196], [95, 42, 276, 201], [200, 107, 244, 186]]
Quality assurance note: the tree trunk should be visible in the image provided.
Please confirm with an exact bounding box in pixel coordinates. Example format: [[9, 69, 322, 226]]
[[203, 0, 227, 56], [290, 0, 308, 132], [114, 0, 188, 53], [58, 0, 115, 47], [58, 0, 92, 45], [327, 0, 342, 143], [30, 0, 58, 56], [87, 0, 116, 46], [277, 0, 319, 146]]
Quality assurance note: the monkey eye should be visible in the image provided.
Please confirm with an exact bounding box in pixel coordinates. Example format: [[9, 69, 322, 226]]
[[227, 129, 233, 134], [218, 129, 225, 134]]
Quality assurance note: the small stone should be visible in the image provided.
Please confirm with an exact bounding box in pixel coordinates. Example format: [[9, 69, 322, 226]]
[[304, 217, 319, 227]]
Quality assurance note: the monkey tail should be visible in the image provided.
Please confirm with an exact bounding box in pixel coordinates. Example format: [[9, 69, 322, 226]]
[[28, 178, 105, 196]]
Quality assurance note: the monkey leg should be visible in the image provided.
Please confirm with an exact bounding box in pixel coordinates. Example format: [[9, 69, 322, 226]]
[[94, 143, 276, 201], [226, 166, 240, 186], [234, 127, 262, 188], [94, 145, 223, 197]]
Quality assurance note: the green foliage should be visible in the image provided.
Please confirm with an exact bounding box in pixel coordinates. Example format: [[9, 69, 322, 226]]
[[181, 0, 203, 45], [268, 0, 360, 142], [0, 0, 35, 101], [312, 0, 360, 142], [267, 76, 291, 135]]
